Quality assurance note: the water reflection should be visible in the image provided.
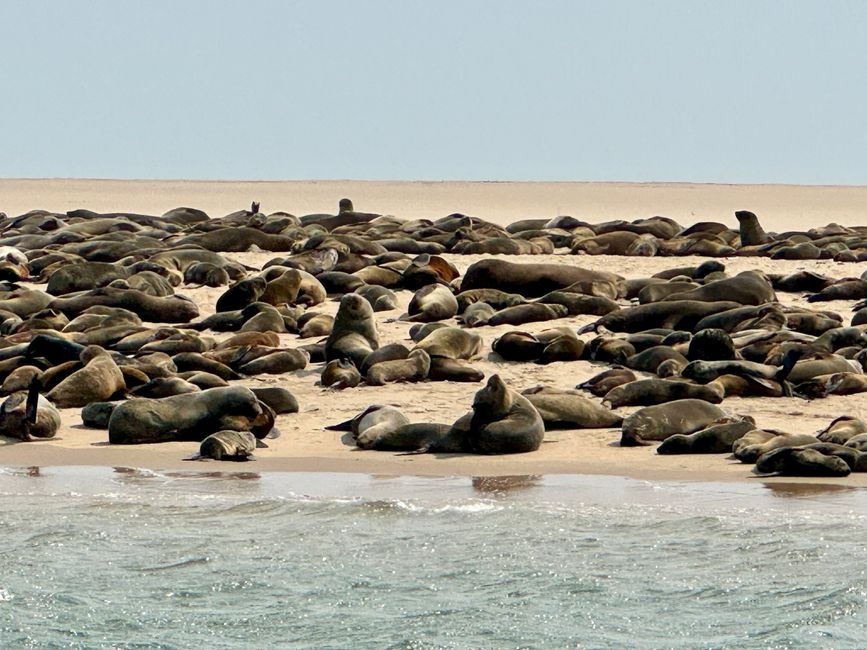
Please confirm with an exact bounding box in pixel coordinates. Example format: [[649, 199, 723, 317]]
[[472, 475, 542, 495], [761, 481, 856, 498]]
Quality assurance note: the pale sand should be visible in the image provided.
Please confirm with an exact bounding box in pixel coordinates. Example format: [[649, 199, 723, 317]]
[[2, 178, 867, 485]]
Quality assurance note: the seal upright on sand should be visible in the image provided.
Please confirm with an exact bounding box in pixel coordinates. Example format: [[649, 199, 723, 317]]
[[451, 374, 545, 454], [324, 293, 380, 368]]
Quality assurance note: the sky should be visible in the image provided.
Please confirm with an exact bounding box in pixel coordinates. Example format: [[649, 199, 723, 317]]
[[2, 1, 866, 184]]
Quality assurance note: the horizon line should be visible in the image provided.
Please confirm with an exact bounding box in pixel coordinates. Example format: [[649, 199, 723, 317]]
[[3, 177, 867, 190]]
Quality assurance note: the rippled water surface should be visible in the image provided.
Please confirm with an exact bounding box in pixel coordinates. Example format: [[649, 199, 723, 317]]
[[0, 467, 865, 649]]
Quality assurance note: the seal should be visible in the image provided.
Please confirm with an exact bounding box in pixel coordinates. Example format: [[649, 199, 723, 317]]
[[46, 346, 125, 408], [321, 358, 362, 389], [656, 420, 756, 454], [366, 349, 431, 386], [324, 292, 380, 368], [215, 277, 267, 312], [451, 374, 545, 454], [460, 259, 623, 298], [413, 327, 482, 360], [577, 367, 637, 397], [192, 430, 262, 461], [732, 431, 820, 464], [687, 328, 737, 361], [0, 378, 61, 440], [404, 284, 458, 322], [753, 447, 851, 477], [603, 378, 724, 408], [487, 303, 569, 327], [108, 386, 265, 444], [620, 399, 733, 446], [326, 404, 409, 446], [521, 386, 622, 428], [427, 358, 485, 382], [735, 210, 772, 246], [816, 416, 867, 445]]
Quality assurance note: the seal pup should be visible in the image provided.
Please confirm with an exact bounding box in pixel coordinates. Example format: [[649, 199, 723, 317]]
[[366, 349, 431, 386], [321, 358, 362, 389], [189, 430, 263, 461]]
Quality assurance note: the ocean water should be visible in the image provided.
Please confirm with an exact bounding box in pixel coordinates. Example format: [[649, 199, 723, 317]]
[[0, 468, 864, 650]]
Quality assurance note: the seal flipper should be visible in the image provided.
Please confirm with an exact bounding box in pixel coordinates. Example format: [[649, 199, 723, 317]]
[[255, 439, 269, 449], [183, 454, 205, 461], [22, 376, 42, 441], [774, 348, 804, 383], [397, 444, 431, 456]]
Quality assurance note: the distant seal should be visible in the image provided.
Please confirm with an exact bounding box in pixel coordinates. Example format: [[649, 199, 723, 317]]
[[366, 349, 430, 386], [192, 430, 262, 461], [260, 269, 302, 306], [46, 346, 125, 408], [461, 259, 622, 298], [487, 303, 568, 327], [405, 284, 458, 322], [583, 300, 741, 334], [355, 285, 398, 312], [325, 293, 380, 367], [735, 210, 772, 246], [620, 399, 731, 446], [80, 401, 118, 428], [521, 386, 622, 428], [321, 358, 362, 389], [130, 377, 200, 398], [661, 271, 776, 306], [656, 420, 756, 454]]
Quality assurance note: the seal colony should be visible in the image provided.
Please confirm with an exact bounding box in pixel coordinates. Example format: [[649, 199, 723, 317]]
[[2, 199, 867, 481]]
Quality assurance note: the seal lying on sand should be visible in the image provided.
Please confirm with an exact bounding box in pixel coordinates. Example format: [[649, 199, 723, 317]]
[[620, 399, 736, 446], [108, 386, 268, 444], [0, 379, 61, 440], [189, 430, 264, 461]]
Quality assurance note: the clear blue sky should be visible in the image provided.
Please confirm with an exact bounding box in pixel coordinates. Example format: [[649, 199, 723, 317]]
[[3, 1, 866, 183]]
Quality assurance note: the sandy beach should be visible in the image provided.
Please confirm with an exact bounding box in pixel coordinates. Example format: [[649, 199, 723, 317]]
[[2, 178, 867, 486]]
